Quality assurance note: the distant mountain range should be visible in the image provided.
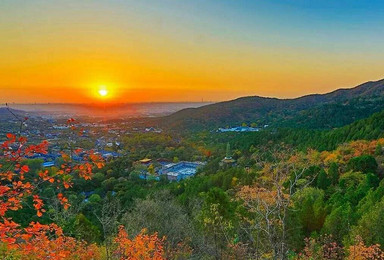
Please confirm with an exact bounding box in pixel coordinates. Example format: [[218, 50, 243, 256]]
[[160, 79, 384, 131], [3, 79, 384, 131], [0, 107, 30, 119], [1, 102, 210, 119]]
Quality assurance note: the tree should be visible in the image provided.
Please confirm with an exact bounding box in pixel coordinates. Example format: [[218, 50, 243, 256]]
[[0, 124, 104, 249], [322, 204, 353, 243], [225, 142, 231, 159], [198, 187, 238, 259], [347, 155, 378, 174], [375, 143, 383, 156], [0, 117, 171, 259], [113, 226, 165, 260], [71, 213, 102, 243], [349, 197, 384, 247], [348, 236, 384, 260], [122, 190, 194, 258], [316, 169, 330, 190], [328, 162, 340, 186], [0, 222, 101, 259], [148, 164, 155, 175], [94, 196, 122, 259], [297, 236, 344, 260], [236, 149, 316, 259], [293, 187, 326, 236]]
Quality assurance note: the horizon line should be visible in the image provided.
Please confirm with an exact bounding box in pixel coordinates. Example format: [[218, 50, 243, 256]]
[[2, 77, 384, 105], [0, 101, 216, 106]]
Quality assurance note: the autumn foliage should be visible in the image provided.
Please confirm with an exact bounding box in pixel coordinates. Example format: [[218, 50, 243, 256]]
[[0, 120, 104, 256], [296, 236, 384, 260], [348, 236, 384, 260], [0, 119, 166, 259], [2, 221, 101, 259], [113, 226, 165, 260]]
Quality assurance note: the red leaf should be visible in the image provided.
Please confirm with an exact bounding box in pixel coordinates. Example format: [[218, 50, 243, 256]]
[[6, 133, 15, 140], [21, 165, 29, 173]]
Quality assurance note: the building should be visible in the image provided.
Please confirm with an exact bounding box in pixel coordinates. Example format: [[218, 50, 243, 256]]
[[145, 127, 162, 133], [98, 151, 120, 159], [42, 161, 55, 167], [220, 143, 236, 167], [217, 126, 260, 133], [156, 158, 172, 166], [137, 158, 205, 181], [137, 158, 152, 166], [159, 161, 206, 181]]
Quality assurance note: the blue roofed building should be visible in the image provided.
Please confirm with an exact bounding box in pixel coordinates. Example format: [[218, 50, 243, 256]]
[[42, 161, 55, 167], [217, 126, 260, 133], [159, 161, 205, 181]]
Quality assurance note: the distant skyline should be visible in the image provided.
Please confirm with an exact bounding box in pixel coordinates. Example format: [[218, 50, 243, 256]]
[[1, 0, 384, 103]]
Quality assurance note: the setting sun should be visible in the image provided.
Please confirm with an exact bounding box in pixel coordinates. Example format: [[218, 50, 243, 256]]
[[91, 84, 118, 101], [98, 87, 108, 97]]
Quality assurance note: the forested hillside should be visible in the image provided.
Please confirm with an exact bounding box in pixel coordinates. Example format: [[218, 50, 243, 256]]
[[2, 106, 384, 258], [160, 79, 384, 131], [3, 82, 384, 259], [196, 108, 384, 154]]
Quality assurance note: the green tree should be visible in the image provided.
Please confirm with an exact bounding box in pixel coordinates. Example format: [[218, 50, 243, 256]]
[[70, 213, 102, 243], [293, 187, 326, 236], [322, 204, 352, 243], [328, 162, 340, 186], [316, 169, 330, 190], [350, 197, 384, 247], [347, 155, 378, 174], [198, 188, 238, 259]]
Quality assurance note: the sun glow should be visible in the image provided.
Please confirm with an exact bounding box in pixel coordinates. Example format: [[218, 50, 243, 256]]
[[98, 89, 108, 97], [90, 83, 119, 102], [98, 86, 109, 98]]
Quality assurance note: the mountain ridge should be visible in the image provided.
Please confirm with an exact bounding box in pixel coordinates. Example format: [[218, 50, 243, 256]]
[[159, 78, 384, 130]]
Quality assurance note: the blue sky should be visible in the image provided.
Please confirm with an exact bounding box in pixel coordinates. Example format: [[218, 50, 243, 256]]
[[1, 0, 383, 102]]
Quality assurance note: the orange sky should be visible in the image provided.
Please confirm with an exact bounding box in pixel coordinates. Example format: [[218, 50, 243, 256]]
[[1, 1, 384, 103]]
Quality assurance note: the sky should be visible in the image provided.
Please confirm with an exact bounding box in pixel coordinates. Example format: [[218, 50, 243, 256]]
[[1, 0, 384, 103]]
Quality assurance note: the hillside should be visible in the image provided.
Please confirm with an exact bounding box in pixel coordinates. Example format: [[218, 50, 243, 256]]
[[160, 79, 384, 131], [210, 109, 384, 153]]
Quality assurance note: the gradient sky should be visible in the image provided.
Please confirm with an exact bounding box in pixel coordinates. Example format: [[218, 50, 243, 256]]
[[1, 0, 384, 103]]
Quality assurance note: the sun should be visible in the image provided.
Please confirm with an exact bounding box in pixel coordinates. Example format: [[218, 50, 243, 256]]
[[93, 84, 116, 101], [98, 86, 108, 97], [98, 89, 108, 97]]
